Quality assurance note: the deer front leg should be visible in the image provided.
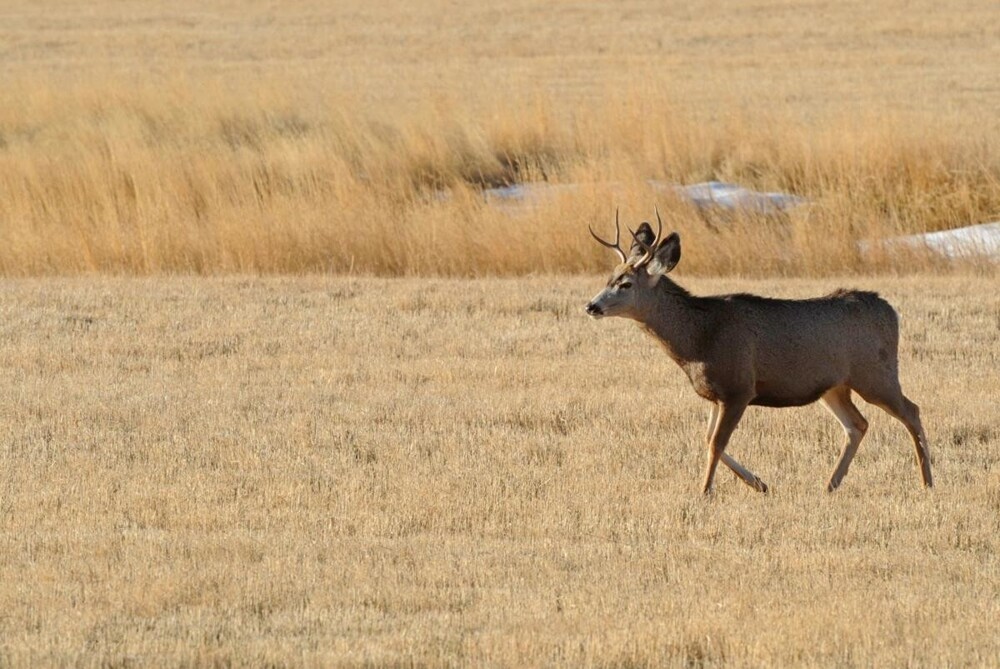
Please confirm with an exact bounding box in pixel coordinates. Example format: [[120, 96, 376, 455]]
[[720, 453, 769, 493], [705, 403, 767, 492], [705, 403, 720, 443], [703, 400, 749, 494]]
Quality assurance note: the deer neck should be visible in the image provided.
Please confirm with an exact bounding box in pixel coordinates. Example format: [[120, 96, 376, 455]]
[[635, 277, 706, 365]]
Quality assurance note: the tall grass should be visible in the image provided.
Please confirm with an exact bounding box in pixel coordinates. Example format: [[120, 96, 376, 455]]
[[1, 78, 998, 276]]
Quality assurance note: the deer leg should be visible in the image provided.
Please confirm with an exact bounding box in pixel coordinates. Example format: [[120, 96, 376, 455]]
[[876, 395, 933, 488], [900, 397, 933, 487], [820, 386, 868, 492], [703, 400, 749, 494], [720, 452, 768, 493], [708, 401, 768, 492], [705, 403, 720, 443], [856, 382, 933, 488], [720, 452, 769, 493]]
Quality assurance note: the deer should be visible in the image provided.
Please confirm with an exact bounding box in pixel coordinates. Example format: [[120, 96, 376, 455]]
[[585, 208, 933, 494]]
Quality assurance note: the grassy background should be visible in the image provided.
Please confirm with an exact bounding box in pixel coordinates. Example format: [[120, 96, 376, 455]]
[[2, 3, 999, 666], [0, 275, 997, 666], [1, 0, 999, 275]]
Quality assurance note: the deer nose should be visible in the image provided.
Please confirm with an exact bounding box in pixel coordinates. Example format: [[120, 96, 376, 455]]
[[585, 302, 603, 317]]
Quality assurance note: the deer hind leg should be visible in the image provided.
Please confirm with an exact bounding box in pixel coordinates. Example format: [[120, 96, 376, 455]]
[[877, 394, 933, 488], [855, 380, 933, 488], [900, 397, 933, 487], [821, 386, 869, 492], [705, 403, 768, 493], [703, 400, 749, 494]]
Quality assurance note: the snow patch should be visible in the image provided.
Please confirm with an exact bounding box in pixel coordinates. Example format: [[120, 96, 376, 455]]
[[482, 180, 806, 215], [874, 222, 1000, 260], [477, 180, 999, 260], [655, 181, 807, 214]]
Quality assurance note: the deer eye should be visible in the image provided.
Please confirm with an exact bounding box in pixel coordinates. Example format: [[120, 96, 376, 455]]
[[619, 281, 632, 290]]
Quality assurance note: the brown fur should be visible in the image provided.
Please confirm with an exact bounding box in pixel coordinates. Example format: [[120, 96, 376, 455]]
[[587, 225, 932, 494]]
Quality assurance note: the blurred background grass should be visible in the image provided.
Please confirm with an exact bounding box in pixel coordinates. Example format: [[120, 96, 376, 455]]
[[1, 0, 998, 275]]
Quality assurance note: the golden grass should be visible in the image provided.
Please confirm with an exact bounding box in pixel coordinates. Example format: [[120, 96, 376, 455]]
[[1, 0, 1000, 275], [1, 275, 998, 666]]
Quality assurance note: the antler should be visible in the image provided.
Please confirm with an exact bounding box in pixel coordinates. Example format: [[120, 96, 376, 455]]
[[628, 206, 663, 266], [589, 208, 628, 263]]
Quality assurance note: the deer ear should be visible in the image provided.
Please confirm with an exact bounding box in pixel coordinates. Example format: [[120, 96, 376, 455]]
[[628, 222, 656, 258], [646, 232, 681, 277]]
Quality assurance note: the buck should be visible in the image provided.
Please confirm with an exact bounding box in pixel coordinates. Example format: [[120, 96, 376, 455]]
[[585, 209, 933, 494]]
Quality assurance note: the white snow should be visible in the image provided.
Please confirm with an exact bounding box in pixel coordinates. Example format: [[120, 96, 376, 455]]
[[875, 222, 1000, 260], [476, 180, 999, 260], [654, 181, 807, 214], [482, 180, 806, 214], [482, 182, 580, 203]]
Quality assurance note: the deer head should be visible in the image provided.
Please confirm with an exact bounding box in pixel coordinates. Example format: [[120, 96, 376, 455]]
[[585, 207, 682, 320]]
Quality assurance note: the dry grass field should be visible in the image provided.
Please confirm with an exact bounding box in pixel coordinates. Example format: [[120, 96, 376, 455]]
[[2, 2, 1000, 667], [1, 275, 998, 666], [1, 0, 1000, 275]]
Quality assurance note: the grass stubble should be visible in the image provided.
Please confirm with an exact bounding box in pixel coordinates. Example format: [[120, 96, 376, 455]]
[[0, 275, 998, 666], [2, 1, 1000, 666]]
